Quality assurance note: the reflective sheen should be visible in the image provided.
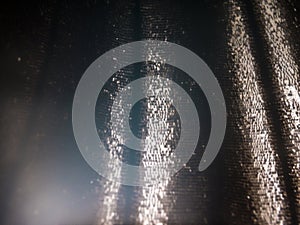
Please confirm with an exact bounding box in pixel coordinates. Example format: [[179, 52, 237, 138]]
[[254, 0, 300, 220], [226, 1, 290, 224]]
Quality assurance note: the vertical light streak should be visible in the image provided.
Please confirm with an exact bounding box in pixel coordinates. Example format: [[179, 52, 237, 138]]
[[136, 1, 185, 223], [227, 1, 289, 224], [137, 56, 175, 225], [96, 90, 124, 225], [254, 0, 300, 219], [95, 2, 136, 223]]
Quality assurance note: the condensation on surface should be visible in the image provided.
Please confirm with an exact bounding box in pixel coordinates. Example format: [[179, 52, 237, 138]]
[[2, 1, 299, 225], [135, 2, 187, 224], [136, 59, 176, 225], [95, 1, 136, 224], [226, 0, 290, 224], [253, 0, 300, 220], [96, 88, 124, 225]]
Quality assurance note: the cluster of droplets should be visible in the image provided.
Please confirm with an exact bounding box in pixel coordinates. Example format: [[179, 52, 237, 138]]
[[255, 0, 300, 218], [137, 60, 176, 225], [227, 0, 288, 224]]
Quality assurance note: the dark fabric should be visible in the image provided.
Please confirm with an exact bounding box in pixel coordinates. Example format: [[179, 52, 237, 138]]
[[1, 0, 299, 224]]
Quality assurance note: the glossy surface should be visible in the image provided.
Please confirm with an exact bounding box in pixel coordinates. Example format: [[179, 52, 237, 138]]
[[0, 0, 299, 224]]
